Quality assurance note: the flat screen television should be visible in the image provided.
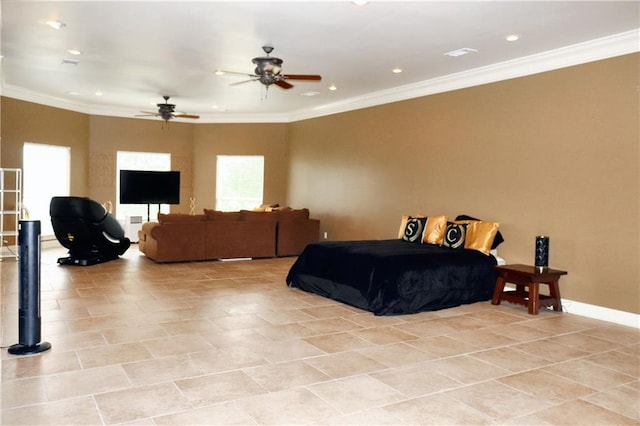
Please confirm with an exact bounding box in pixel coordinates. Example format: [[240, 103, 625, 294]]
[[119, 170, 180, 205]]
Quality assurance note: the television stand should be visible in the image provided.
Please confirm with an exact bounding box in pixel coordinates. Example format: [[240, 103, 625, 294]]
[[145, 204, 161, 222]]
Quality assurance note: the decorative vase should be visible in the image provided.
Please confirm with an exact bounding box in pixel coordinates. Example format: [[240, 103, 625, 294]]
[[535, 236, 549, 271]]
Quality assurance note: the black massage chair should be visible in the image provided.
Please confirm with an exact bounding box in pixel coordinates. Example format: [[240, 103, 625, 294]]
[[50, 196, 130, 266]]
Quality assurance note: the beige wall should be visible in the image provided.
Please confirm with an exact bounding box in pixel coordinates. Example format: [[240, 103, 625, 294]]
[[192, 123, 289, 213], [287, 54, 640, 314], [0, 101, 289, 218], [1, 53, 638, 314], [88, 115, 195, 213], [1, 97, 89, 195]]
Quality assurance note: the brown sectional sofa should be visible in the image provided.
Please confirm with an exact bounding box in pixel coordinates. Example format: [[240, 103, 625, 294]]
[[138, 208, 320, 263]]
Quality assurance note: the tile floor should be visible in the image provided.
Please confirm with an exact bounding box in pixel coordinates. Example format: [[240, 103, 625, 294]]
[[1, 246, 638, 425]]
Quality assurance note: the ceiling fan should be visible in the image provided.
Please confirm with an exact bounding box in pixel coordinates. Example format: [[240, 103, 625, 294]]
[[136, 96, 200, 122], [217, 46, 321, 89]]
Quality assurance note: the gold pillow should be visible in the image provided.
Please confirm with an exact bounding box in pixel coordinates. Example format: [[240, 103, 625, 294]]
[[462, 220, 500, 255], [422, 215, 447, 245]]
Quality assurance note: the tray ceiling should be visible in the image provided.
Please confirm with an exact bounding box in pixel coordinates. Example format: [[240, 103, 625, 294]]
[[1, 1, 638, 122]]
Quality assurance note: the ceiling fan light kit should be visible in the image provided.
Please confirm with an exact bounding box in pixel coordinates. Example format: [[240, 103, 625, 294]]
[[218, 45, 321, 91], [135, 96, 200, 124]]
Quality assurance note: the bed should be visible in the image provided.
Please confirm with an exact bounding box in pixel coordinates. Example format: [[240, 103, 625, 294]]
[[286, 215, 503, 316]]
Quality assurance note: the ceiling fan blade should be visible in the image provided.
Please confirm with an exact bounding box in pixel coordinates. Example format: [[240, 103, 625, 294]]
[[231, 78, 259, 86], [275, 80, 294, 89], [283, 74, 322, 81], [175, 114, 200, 119], [216, 70, 257, 77]]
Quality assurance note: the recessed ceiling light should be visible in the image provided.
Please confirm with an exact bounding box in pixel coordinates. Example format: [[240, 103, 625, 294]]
[[392, 68, 402, 74], [46, 20, 66, 30], [68, 49, 81, 55], [214, 70, 225, 75], [506, 34, 520, 42], [302, 91, 320, 97], [211, 105, 219, 109], [95, 91, 103, 96], [61, 58, 79, 66], [328, 84, 337, 91], [352, 0, 369, 6], [444, 47, 478, 57], [66, 91, 80, 96]]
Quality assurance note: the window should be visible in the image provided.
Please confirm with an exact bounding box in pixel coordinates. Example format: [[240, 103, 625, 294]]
[[116, 151, 171, 221], [23, 143, 70, 237], [216, 155, 264, 211]]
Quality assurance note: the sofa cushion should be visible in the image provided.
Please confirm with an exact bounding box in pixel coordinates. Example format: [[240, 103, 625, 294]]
[[158, 213, 206, 224], [240, 210, 278, 222], [277, 208, 310, 221], [203, 209, 241, 221]]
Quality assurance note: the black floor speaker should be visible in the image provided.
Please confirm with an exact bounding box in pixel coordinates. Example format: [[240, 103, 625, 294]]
[[8, 220, 51, 355]]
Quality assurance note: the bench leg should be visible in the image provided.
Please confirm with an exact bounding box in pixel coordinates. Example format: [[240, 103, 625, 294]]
[[528, 283, 540, 315], [491, 276, 506, 305], [548, 280, 562, 312]]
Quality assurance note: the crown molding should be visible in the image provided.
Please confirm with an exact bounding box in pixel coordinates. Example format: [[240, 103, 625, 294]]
[[85, 106, 291, 124], [0, 84, 94, 115], [0, 84, 292, 123], [2, 29, 638, 124], [289, 29, 639, 122]]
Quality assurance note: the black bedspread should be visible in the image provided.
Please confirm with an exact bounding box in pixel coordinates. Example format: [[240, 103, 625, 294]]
[[286, 239, 498, 315]]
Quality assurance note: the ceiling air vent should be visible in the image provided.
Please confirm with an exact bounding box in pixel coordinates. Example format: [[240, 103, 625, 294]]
[[444, 48, 478, 57]]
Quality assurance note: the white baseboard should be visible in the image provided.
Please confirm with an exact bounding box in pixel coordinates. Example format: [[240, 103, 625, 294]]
[[503, 283, 639, 329], [562, 298, 640, 329]]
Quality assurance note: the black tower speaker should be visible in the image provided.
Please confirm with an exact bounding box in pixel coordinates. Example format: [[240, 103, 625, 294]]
[[8, 220, 51, 355]]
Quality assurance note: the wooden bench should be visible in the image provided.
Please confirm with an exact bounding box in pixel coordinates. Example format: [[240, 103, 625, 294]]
[[491, 264, 568, 315]]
